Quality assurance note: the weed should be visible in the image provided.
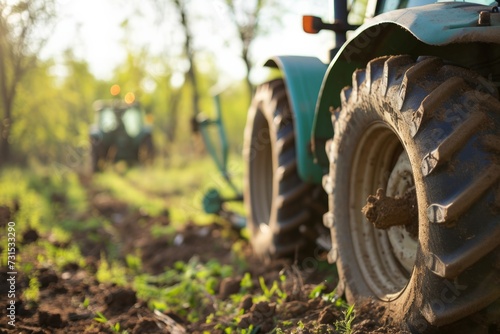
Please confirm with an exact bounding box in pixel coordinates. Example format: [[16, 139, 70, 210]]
[[335, 304, 356, 334], [94, 311, 124, 333], [93, 172, 166, 216], [308, 283, 327, 299], [150, 224, 176, 238], [134, 257, 233, 323], [96, 256, 127, 286], [258, 276, 287, 302], [41, 241, 86, 270], [82, 297, 90, 309], [125, 254, 142, 273], [94, 311, 108, 323], [23, 277, 40, 303]]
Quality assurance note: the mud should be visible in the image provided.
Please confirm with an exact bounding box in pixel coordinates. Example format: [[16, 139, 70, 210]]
[[362, 188, 418, 235]]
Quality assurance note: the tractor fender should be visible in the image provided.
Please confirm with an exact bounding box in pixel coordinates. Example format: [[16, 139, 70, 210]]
[[313, 1, 500, 166], [264, 56, 328, 183]]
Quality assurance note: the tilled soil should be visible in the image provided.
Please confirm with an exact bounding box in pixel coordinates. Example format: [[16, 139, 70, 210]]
[[0, 179, 403, 333]]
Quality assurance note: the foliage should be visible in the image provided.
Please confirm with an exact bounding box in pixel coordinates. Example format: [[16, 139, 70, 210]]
[[134, 257, 234, 322], [23, 277, 41, 303], [96, 256, 128, 286], [94, 311, 124, 333], [335, 304, 356, 334], [3, 51, 250, 167], [258, 275, 286, 302], [0, 161, 356, 333], [36, 241, 86, 270], [0, 0, 59, 163]]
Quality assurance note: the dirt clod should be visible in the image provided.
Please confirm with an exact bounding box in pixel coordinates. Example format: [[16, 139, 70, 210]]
[[38, 310, 64, 328], [105, 287, 137, 314], [37, 268, 59, 288], [362, 188, 418, 235], [22, 228, 40, 244], [239, 294, 253, 311], [132, 318, 162, 334], [219, 276, 241, 300], [318, 306, 337, 324], [280, 300, 308, 318], [0, 205, 11, 226]]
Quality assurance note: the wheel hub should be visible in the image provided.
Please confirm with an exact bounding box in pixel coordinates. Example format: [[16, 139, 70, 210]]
[[349, 124, 419, 299], [385, 152, 419, 274]]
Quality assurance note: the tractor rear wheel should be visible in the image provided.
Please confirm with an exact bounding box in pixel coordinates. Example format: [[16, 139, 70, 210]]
[[326, 55, 500, 332], [244, 79, 328, 259], [138, 135, 155, 165]]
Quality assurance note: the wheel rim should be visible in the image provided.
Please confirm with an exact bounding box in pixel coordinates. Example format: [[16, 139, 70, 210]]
[[349, 123, 418, 300], [249, 106, 274, 233], [386, 152, 418, 274]]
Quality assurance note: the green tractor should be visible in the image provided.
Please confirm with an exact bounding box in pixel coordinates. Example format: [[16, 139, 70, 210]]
[[90, 98, 154, 172], [201, 0, 500, 331]]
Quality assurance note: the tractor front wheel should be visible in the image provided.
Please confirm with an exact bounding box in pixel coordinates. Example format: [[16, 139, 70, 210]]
[[326, 55, 500, 332]]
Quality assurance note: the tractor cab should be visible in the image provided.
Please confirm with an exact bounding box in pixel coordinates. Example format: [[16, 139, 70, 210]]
[[89, 97, 154, 171], [94, 100, 144, 138]]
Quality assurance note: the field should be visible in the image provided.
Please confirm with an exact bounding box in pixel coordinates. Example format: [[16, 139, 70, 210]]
[[0, 157, 402, 333]]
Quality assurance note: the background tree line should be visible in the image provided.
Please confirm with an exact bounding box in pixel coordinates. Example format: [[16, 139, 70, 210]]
[[0, 0, 285, 168]]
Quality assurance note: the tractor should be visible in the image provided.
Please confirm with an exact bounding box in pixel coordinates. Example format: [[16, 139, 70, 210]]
[[89, 97, 154, 172], [200, 0, 500, 332]]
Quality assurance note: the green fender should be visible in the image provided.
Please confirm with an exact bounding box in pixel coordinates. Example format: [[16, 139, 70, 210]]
[[313, 1, 500, 167], [264, 56, 328, 184]]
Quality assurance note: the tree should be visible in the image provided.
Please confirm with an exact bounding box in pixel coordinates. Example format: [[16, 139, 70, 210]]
[[171, 0, 202, 133], [0, 0, 56, 164], [221, 0, 284, 96]]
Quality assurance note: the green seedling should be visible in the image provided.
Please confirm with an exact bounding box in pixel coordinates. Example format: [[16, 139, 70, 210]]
[[335, 304, 356, 334], [23, 277, 40, 303]]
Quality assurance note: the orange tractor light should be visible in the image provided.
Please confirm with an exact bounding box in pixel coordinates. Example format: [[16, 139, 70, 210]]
[[124, 92, 136, 104], [110, 84, 121, 96], [302, 15, 321, 34], [303, 15, 359, 34]]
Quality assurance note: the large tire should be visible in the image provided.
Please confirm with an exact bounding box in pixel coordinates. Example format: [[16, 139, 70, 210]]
[[244, 79, 328, 259], [91, 143, 100, 172], [326, 55, 500, 332], [91, 138, 105, 173]]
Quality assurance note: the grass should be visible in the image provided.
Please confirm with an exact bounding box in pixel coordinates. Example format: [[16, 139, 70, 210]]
[[92, 155, 244, 225], [0, 155, 353, 333], [335, 304, 356, 334]]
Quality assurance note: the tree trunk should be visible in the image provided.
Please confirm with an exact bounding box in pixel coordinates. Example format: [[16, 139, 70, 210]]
[[0, 49, 12, 165], [166, 90, 181, 142], [0, 123, 10, 164], [241, 48, 254, 98], [174, 0, 201, 127]]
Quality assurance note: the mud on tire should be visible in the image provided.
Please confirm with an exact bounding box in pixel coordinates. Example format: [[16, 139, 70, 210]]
[[326, 55, 500, 332], [244, 79, 328, 260]]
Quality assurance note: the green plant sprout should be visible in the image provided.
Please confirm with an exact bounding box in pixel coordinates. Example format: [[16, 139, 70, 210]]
[[335, 304, 356, 334], [23, 277, 41, 303]]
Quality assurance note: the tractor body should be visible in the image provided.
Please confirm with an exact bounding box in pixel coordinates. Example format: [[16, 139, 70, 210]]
[[204, 0, 500, 331], [90, 100, 154, 171]]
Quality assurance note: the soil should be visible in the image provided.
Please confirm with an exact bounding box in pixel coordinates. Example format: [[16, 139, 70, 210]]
[[0, 175, 404, 334], [362, 188, 418, 237]]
